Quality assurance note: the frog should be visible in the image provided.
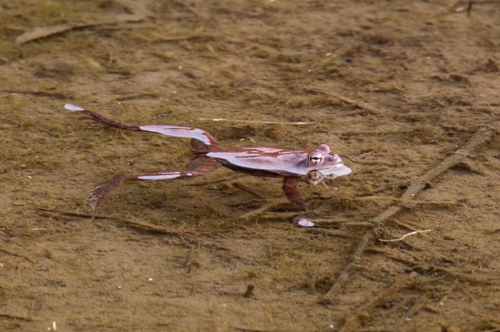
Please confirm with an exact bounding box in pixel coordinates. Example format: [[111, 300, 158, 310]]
[[65, 104, 351, 219]]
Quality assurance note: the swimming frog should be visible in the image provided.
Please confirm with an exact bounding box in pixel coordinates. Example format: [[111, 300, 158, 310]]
[[65, 104, 351, 219]]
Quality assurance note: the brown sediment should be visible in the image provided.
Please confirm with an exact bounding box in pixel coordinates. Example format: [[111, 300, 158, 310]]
[[2, 0, 500, 330]]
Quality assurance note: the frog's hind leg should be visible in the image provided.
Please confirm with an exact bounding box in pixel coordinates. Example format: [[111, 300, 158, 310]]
[[65, 104, 142, 131], [87, 158, 222, 220], [65, 104, 221, 152], [139, 125, 221, 152]]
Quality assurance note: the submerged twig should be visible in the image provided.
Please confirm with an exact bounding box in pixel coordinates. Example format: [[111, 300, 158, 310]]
[[258, 212, 301, 221], [236, 198, 289, 220], [354, 195, 456, 207], [198, 117, 314, 125], [369, 247, 497, 285], [106, 216, 201, 238], [1, 90, 68, 99], [36, 208, 201, 238], [304, 88, 388, 116], [389, 218, 427, 232], [232, 181, 267, 199], [320, 126, 496, 305], [191, 192, 232, 218], [15, 1, 149, 45], [0, 246, 36, 264], [0, 313, 33, 321], [152, 27, 217, 42], [379, 229, 431, 242]]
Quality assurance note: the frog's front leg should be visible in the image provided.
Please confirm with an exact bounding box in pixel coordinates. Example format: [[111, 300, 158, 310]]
[[282, 176, 307, 210], [88, 157, 221, 220]]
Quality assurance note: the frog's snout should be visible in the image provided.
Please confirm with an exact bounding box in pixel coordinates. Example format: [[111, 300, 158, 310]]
[[305, 170, 323, 185], [305, 164, 352, 185]]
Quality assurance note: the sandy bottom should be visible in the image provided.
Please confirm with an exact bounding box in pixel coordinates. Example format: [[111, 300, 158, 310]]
[[1, 0, 500, 331]]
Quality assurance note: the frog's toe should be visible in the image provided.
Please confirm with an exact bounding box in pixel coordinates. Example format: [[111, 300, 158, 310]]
[[87, 185, 106, 219], [88, 186, 102, 209], [87, 181, 119, 219]]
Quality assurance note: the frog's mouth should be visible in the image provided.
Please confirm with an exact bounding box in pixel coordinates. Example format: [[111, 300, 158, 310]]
[[305, 165, 352, 185]]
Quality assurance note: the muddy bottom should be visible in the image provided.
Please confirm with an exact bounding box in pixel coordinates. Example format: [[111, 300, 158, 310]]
[[1, 0, 500, 331]]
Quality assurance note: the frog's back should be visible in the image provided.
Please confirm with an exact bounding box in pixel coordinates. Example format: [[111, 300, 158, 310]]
[[206, 147, 309, 176]]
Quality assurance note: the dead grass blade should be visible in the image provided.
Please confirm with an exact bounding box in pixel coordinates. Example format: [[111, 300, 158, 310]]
[[15, 1, 149, 45]]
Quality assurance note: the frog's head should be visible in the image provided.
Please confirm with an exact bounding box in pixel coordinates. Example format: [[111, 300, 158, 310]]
[[305, 144, 351, 185]]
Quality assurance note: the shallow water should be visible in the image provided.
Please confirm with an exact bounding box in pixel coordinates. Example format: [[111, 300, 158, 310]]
[[1, 0, 500, 331]]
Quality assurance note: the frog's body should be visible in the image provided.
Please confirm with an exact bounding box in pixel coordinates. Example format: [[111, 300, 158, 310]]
[[209, 147, 339, 176], [65, 104, 351, 219]]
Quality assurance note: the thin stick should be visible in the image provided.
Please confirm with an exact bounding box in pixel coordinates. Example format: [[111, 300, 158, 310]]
[[321, 126, 496, 305], [0, 246, 36, 264], [237, 198, 289, 220], [232, 181, 266, 199], [258, 212, 301, 221], [36, 208, 202, 238], [107, 217, 200, 238], [191, 192, 232, 218], [354, 196, 455, 207], [379, 229, 431, 242], [305, 88, 388, 116], [14, 1, 149, 45], [0, 313, 33, 321], [198, 117, 314, 125]]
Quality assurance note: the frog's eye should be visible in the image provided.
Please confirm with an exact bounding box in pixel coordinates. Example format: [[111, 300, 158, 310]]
[[309, 152, 323, 165]]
